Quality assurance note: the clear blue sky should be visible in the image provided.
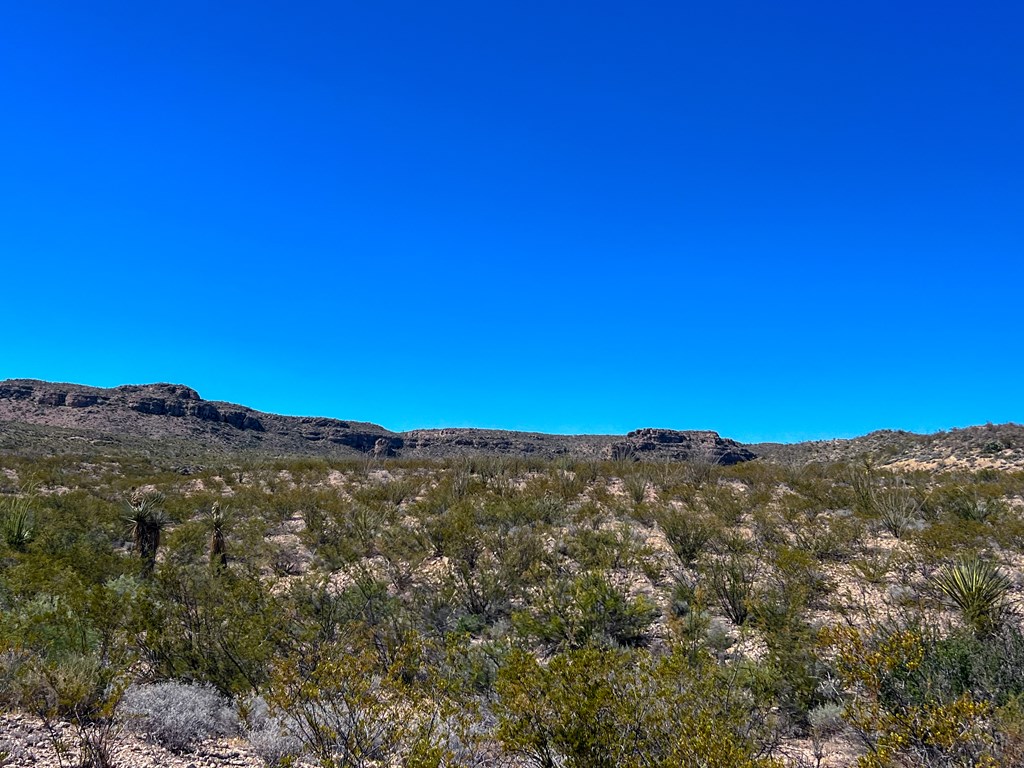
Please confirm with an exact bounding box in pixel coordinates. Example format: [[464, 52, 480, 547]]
[[1, 2, 1021, 442]]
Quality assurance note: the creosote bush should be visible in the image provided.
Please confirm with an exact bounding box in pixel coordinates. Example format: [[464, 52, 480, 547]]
[[495, 646, 780, 768]]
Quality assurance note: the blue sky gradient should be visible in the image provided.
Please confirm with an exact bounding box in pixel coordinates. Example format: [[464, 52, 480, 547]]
[[1, 2, 1021, 442]]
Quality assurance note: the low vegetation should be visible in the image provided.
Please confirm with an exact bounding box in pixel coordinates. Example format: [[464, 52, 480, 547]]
[[1, 445, 1024, 766]]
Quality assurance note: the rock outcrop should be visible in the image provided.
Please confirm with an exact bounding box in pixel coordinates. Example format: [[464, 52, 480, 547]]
[[604, 428, 756, 465]]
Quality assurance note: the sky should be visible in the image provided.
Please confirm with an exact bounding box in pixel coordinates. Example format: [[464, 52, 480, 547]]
[[1, 1, 1021, 443]]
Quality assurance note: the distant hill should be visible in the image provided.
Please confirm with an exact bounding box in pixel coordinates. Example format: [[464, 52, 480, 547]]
[[2, 379, 1019, 470], [0, 379, 754, 464], [751, 423, 1024, 471]]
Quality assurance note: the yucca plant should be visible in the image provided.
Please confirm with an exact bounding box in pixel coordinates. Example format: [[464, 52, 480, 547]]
[[208, 501, 229, 570], [2, 494, 36, 551], [934, 556, 1013, 635], [125, 491, 169, 576]]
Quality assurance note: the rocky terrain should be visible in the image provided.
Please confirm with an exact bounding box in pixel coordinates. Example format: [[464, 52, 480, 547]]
[[0, 712, 266, 768], [752, 422, 1024, 471], [0, 379, 754, 464]]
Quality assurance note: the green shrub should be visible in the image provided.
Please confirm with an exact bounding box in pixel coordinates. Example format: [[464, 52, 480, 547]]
[[708, 556, 755, 626], [656, 506, 716, 566], [266, 635, 462, 768], [822, 624, 1000, 767], [495, 647, 781, 768], [514, 572, 658, 651]]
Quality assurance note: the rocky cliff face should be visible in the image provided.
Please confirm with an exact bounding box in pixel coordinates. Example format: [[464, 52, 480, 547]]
[[604, 428, 756, 464], [0, 379, 756, 463], [0, 380, 395, 457]]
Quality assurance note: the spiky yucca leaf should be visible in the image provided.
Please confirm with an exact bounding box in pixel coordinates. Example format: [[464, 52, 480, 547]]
[[125, 491, 169, 575], [934, 556, 1013, 635], [2, 496, 35, 551]]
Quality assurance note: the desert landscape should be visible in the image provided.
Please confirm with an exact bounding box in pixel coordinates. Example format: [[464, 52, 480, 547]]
[[3, 3, 1020, 766], [2, 380, 1024, 766]]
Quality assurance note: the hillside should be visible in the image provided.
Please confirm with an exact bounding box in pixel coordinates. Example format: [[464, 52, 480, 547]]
[[0, 379, 754, 464], [2, 379, 1022, 471], [752, 422, 1024, 471]]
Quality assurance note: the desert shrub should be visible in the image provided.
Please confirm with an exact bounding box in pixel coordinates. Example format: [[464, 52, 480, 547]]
[[514, 572, 658, 651], [0, 582, 136, 768], [133, 563, 279, 694], [768, 545, 832, 610], [873, 482, 921, 538], [623, 473, 651, 507], [15, 491, 127, 587], [266, 635, 460, 768], [352, 475, 422, 507], [481, 492, 562, 530], [547, 464, 586, 501], [800, 510, 864, 562], [821, 624, 999, 767], [488, 525, 553, 596], [121, 680, 238, 752], [239, 694, 304, 766], [700, 484, 746, 527], [15, 652, 125, 768], [850, 552, 894, 585], [928, 482, 1007, 524], [495, 647, 638, 768], [421, 501, 481, 560], [267, 642, 402, 766], [297, 573, 412, 662], [562, 523, 646, 571], [912, 624, 1024, 707], [808, 702, 845, 739], [495, 647, 781, 768], [427, 512, 544, 627], [304, 493, 398, 567], [910, 517, 988, 561], [707, 555, 755, 626], [656, 506, 717, 566], [749, 580, 827, 729], [680, 453, 722, 488]]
